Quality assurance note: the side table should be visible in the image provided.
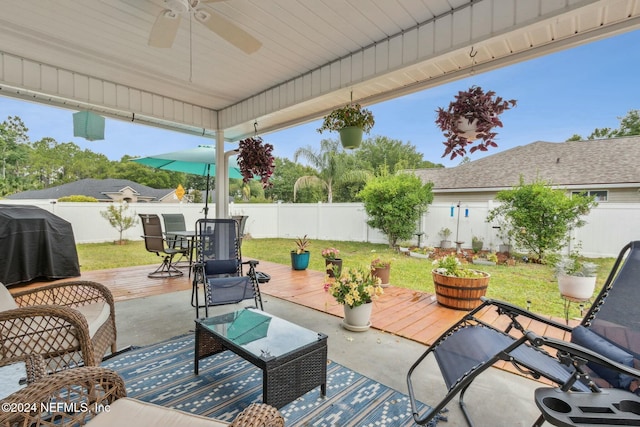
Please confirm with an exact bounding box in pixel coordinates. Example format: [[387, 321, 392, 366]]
[[561, 295, 591, 325]]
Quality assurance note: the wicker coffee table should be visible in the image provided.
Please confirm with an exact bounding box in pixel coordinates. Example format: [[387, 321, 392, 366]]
[[194, 308, 328, 408]]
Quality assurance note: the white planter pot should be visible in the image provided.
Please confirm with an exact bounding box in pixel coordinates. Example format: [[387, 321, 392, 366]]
[[409, 251, 430, 259], [342, 302, 372, 332], [456, 117, 480, 141], [558, 275, 597, 300], [440, 240, 452, 249]]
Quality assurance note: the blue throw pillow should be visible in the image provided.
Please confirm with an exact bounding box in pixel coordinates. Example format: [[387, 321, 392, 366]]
[[570, 325, 634, 389]]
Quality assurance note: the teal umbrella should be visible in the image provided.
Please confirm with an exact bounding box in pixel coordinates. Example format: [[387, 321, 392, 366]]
[[132, 145, 242, 218]]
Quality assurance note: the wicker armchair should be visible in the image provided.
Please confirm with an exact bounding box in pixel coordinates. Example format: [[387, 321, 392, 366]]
[[0, 280, 116, 376], [0, 366, 285, 427]]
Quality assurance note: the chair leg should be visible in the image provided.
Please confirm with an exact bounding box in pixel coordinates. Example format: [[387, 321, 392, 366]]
[[148, 254, 183, 278]]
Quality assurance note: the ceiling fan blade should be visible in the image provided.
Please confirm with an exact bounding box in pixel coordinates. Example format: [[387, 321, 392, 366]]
[[148, 9, 182, 48], [194, 9, 262, 54]]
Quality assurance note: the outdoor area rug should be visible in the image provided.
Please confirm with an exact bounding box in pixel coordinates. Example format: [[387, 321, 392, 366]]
[[102, 333, 438, 426]]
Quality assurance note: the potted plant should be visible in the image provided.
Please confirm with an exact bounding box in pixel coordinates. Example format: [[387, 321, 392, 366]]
[[290, 235, 311, 270], [370, 257, 391, 287], [432, 254, 490, 310], [317, 103, 375, 149], [436, 86, 517, 160], [237, 136, 276, 188], [471, 236, 484, 252], [439, 227, 452, 249], [553, 251, 597, 300], [321, 247, 342, 278], [324, 266, 384, 331]]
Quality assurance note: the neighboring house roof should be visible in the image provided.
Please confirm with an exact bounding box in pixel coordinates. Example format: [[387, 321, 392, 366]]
[[413, 136, 640, 191], [5, 178, 174, 202]]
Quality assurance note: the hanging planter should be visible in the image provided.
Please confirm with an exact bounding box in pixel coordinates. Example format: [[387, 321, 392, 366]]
[[436, 86, 517, 160], [237, 136, 275, 188], [317, 103, 374, 150]]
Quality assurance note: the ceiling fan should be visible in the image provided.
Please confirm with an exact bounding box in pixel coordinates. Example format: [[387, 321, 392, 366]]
[[148, 0, 262, 54]]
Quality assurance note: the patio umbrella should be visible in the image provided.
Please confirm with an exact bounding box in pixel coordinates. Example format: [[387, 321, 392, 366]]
[[132, 145, 242, 218]]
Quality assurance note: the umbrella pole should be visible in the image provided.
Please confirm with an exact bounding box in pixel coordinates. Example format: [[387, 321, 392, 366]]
[[204, 166, 210, 219]]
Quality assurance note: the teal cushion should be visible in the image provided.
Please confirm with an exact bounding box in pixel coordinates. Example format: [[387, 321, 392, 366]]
[[571, 325, 634, 389]]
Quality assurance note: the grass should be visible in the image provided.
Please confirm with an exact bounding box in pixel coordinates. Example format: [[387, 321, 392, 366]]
[[76, 238, 616, 320]]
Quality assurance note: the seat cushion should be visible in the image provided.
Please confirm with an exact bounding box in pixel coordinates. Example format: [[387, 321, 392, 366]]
[[571, 325, 635, 389], [0, 283, 18, 311], [86, 398, 228, 427], [75, 302, 111, 338]]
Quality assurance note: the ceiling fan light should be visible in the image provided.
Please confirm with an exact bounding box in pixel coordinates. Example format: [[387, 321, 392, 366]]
[[164, 0, 189, 14]]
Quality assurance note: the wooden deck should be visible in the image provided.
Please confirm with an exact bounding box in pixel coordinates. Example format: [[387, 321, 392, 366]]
[[14, 259, 574, 380]]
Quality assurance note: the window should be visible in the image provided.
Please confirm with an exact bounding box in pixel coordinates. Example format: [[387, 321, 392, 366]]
[[572, 190, 608, 202]]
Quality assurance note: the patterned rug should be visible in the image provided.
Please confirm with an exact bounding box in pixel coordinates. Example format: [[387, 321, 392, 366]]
[[102, 334, 438, 426]]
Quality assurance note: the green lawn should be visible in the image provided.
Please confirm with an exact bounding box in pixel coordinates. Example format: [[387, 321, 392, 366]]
[[77, 238, 615, 320]]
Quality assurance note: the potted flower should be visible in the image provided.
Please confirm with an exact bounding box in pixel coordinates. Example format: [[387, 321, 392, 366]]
[[436, 86, 517, 160], [432, 254, 490, 310], [553, 251, 597, 300], [370, 257, 391, 286], [237, 136, 276, 188], [290, 235, 311, 270], [317, 103, 375, 149], [439, 227, 452, 249], [324, 266, 384, 331], [321, 247, 342, 278]]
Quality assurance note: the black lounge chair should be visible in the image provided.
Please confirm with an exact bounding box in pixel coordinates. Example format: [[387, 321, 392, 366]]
[[191, 218, 263, 317], [407, 241, 640, 426]]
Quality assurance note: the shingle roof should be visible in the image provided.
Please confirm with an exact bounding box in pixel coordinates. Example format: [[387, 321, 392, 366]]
[[413, 136, 640, 190], [5, 178, 173, 201]]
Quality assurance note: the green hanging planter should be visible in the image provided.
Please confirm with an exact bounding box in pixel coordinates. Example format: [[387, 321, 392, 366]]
[[338, 126, 364, 149]]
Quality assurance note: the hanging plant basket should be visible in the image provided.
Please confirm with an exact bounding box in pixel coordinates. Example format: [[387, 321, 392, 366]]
[[317, 103, 374, 150], [436, 86, 516, 160], [237, 136, 275, 188]]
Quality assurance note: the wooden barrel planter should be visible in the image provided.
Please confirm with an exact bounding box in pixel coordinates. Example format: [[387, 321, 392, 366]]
[[431, 269, 490, 311]]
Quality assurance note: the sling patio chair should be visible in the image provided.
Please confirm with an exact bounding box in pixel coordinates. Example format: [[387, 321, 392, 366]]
[[0, 280, 116, 380], [191, 218, 263, 318], [139, 214, 189, 278], [407, 241, 640, 426], [161, 213, 191, 263]]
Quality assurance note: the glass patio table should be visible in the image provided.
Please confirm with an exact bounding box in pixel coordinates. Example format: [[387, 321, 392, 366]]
[[194, 308, 327, 408]]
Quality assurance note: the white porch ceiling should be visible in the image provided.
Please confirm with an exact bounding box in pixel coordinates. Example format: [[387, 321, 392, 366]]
[[1, 0, 639, 142]]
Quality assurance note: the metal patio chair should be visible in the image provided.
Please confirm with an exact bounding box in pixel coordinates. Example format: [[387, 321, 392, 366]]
[[407, 241, 640, 426], [191, 218, 263, 317], [139, 214, 189, 278]]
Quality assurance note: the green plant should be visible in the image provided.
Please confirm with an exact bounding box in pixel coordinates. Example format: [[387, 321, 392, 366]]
[[486, 253, 499, 263], [486, 177, 598, 262], [293, 235, 311, 254], [237, 136, 275, 188], [58, 195, 98, 202], [317, 103, 375, 134], [439, 227, 452, 240], [432, 254, 486, 278], [321, 247, 340, 260], [371, 257, 391, 269], [472, 236, 483, 244], [359, 173, 434, 247], [436, 86, 517, 160], [549, 248, 597, 277], [99, 203, 138, 244], [323, 266, 384, 308]]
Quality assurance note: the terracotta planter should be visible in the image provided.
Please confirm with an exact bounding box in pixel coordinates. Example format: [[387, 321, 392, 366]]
[[325, 258, 343, 278], [432, 269, 490, 311], [371, 264, 390, 286], [342, 302, 372, 331], [558, 275, 596, 300]]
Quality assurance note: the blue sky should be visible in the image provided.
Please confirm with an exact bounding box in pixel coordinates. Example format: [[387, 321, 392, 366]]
[[1, 29, 638, 168]]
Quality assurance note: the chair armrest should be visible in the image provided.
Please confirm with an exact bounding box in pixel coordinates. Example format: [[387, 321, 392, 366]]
[[526, 331, 640, 380], [0, 366, 126, 426], [229, 403, 284, 427], [12, 281, 115, 313], [480, 297, 573, 333], [0, 305, 95, 370]]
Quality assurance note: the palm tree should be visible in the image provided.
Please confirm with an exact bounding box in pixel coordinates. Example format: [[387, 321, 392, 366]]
[[293, 139, 370, 203]]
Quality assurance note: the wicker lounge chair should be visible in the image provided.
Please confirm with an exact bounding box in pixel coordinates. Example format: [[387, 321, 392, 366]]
[[0, 366, 284, 427], [0, 280, 116, 378], [407, 241, 640, 426]]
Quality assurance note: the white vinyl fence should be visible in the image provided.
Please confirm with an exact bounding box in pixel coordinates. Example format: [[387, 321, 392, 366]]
[[2, 200, 638, 258]]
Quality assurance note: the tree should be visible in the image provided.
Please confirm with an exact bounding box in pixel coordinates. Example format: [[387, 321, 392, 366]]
[[359, 172, 434, 247], [486, 177, 597, 262], [567, 109, 640, 141], [293, 139, 371, 203], [354, 136, 442, 174], [100, 203, 138, 244]]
